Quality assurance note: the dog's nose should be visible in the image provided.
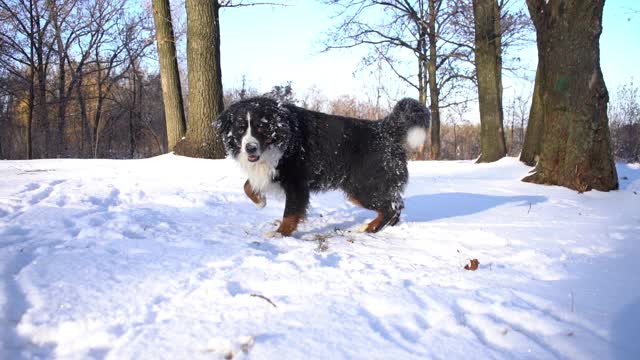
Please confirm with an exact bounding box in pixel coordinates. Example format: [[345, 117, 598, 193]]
[[245, 143, 259, 154]]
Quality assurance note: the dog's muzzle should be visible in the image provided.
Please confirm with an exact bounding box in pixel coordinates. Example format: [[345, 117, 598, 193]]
[[245, 142, 260, 162]]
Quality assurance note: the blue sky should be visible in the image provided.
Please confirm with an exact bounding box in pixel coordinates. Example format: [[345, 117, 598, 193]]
[[219, 2, 367, 97], [218, 1, 640, 103]]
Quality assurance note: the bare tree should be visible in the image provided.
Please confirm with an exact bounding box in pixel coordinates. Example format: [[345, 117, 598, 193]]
[[472, 0, 506, 162], [323, 0, 476, 159], [609, 81, 640, 162], [440, 108, 480, 160], [442, 102, 469, 159], [504, 91, 529, 156], [223, 75, 260, 106], [173, 0, 286, 159], [152, 0, 186, 152], [519, 65, 542, 165], [121, 12, 159, 157], [264, 81, 296, 104], [0, 0, 56, 158], [450, 0, 531, 163], [0, 0, 167, 160], [522, 0, 617, 192], [47, 0, 114, 157], [49, 0, 75, 157], [86, 0, 155, 158], [0, 0, 289, 160], [299, 85, 328, 113], [451, 0, 533, 72], [323, 0, 529, 160], [173, 0, 225, 158]]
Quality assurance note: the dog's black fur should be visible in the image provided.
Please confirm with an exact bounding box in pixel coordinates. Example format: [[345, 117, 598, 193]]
[[215, 96, 430, 236]]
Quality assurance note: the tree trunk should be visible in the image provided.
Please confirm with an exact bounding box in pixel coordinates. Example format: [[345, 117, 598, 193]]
[[473, 0, 506, 163], [427, 7, 440, 160], [416, 47, 428, 160], [175, 0, 225, 159], [93, 65, 104, 158], [51, 1, 67, 158], [33, 10, 50, 159], [523, 0, 618, 192], [77, 79, 92, 158], [152, 0, 186, 152], [27, 67, 35, 160], [429, 90, 441, 160], [453, 123, 458, 159], [520, 64, 543, 166], [56, 58, 67, 158], [129, 70, 138, 158], [33, 65, 48, 159], [427, 59, 440, 160]]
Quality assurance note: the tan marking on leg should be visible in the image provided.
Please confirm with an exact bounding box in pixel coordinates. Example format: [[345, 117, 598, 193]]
[[276, 214, 303, 236], [364, 211, 384, 233], [244, 179, 266, 207], [348, 195, 363, 208]]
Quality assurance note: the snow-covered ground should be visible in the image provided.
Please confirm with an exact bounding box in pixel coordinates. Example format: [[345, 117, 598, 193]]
[[0, 155, 639, 359]]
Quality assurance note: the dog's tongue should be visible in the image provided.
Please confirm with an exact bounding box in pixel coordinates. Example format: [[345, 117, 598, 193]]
[[248, 155, 259, 162]]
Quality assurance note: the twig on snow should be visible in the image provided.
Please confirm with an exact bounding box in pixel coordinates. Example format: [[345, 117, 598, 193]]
[[250, 293, 277, 308]]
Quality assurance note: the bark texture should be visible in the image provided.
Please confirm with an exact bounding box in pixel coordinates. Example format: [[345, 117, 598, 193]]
[[152, 0, 186, 152], [175, 0, 225, 159], [520, 64, 543, 165], [427, 0, 441, 160], [473, 0, 506, 163], [523, 0, 618, 192]]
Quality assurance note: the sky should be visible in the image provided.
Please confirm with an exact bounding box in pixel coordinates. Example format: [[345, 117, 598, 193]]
[[219, 1, 368, 98], [217, 1, 640, 105]]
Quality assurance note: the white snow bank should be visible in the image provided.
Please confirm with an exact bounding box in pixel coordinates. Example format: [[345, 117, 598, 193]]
[[0, 155, 638, 359]]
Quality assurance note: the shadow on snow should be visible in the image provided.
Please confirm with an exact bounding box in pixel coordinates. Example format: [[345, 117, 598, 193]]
[[403, 193, 547, 223]]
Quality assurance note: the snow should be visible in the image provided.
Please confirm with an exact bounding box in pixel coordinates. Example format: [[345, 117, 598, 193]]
[[1, 155, 639, 359]]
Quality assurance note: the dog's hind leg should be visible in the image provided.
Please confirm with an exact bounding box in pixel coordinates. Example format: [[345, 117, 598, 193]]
[[361, 211, 384, 233], [361, 208, 401, 233], [244, 179, 266, 208], [349, 194, 402, 233]]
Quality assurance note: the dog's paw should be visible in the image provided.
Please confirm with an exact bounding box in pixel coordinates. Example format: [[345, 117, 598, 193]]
[[264, 230, 283, 239], [255, 198, 267, 209]]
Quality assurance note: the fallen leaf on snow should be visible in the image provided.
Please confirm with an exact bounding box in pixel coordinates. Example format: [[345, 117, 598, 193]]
[[464, 259, 480, 271]]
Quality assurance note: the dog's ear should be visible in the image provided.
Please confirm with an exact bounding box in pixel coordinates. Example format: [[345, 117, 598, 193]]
[[212, 107, 231, 136], [271, 101, 294, 127], [212, 106, 237, 154], [275, 103, 291, 122], [272, 102, 296, 150]]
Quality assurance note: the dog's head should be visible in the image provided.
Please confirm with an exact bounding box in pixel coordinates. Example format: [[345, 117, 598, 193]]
[[214, 97, 292, 163]]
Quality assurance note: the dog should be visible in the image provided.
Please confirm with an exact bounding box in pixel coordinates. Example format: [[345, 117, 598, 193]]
[[215, 97, 430, 237]]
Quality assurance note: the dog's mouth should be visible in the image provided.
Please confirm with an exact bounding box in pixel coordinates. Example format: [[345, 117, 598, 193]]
[[248, 155, 260, 162]]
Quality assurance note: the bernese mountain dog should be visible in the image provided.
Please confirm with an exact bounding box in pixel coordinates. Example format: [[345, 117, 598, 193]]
[[215, 97, 430, 237]]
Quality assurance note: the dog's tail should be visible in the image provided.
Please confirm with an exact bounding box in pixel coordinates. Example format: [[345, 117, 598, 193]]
[[385, 98, 431, 151]]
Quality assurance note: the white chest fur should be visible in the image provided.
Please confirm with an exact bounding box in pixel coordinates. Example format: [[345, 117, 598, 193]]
[[238, 111, 284, 195], [237, 148, 283, 195]]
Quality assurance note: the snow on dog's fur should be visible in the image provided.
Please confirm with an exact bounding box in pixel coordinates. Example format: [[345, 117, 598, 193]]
[[215, 97, 430, 236]]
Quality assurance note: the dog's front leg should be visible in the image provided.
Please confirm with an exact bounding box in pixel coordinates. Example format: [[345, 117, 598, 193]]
[[274, 184, 309, 237], [243, 179, 266, 208]]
